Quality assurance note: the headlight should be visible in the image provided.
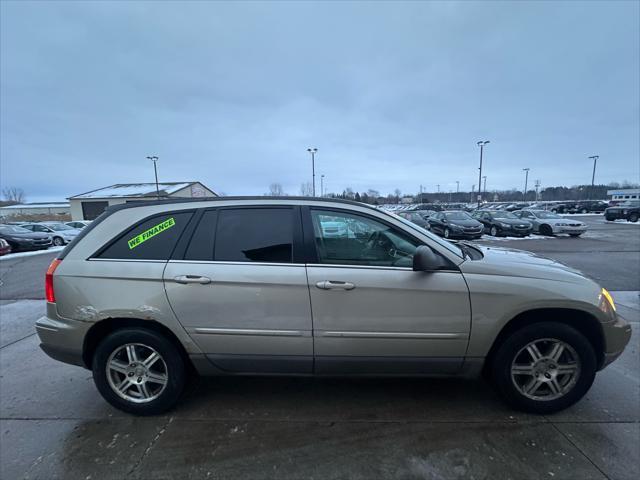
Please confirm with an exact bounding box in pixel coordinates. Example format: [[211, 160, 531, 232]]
[[499, 223, 511, 228], [600, 288, 616, 312]]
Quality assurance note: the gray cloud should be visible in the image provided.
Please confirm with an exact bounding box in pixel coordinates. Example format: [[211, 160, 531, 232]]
[[1, 0, 638, 201]]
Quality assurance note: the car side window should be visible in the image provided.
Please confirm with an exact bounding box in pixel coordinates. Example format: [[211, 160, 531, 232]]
[[310, 209, 420, 267], [97, 212, 194, 260], [214, 208, 293, 263], [184, 210, 217, 261]]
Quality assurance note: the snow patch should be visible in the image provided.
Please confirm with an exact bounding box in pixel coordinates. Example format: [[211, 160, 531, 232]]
[[0, 246, 64, 261]]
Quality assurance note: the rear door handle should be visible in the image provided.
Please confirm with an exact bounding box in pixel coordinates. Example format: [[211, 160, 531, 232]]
[[316, 280, 356, 291], [173, 275, 211, 285]]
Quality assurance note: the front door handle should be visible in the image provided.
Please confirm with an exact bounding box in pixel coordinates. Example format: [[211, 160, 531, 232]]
[[316, 280, 356, 291], [173, 275, 211, 285]]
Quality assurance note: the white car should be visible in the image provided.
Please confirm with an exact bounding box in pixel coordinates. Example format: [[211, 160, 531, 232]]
[[514, 210, 587, 237], [20, 222, 81, 246], [66, 221, 92, 229]]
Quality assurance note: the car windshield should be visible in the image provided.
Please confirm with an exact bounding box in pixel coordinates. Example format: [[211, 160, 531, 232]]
[[0, 225, 32, 234], [534, 211, 561, 219], [444, 211, 472, 220], [45, 223, 74, 231], [492, 212, 517, 219]]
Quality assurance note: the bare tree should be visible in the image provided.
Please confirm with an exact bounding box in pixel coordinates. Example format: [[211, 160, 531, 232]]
[[300, 182, 313, 196], [2, 187, 26, 204], [267, 183, 285, 196]]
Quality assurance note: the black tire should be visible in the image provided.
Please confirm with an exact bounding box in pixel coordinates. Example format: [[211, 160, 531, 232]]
[[569, 233, 581, 237], [580, 208, 588, 214], [490, 226, 499, 236], [92, 328, 186, 415], [52, 236, 64, 246], [551, 209, 558, 213], [443, 228, 450, 239], [629, 213, 639, 223], [605, 216, 615, 222], [539, 224, 553, 236], [489, 322, 596, 414]]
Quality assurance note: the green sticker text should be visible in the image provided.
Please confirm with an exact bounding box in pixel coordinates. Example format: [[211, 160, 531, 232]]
[[128, 217, 175, 249]]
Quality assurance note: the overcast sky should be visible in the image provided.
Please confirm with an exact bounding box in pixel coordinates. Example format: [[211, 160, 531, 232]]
[[1, 1, 639, 201]]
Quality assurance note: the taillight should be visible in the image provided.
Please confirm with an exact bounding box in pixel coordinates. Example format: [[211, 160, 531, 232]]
[[45, 258, 62, 303]]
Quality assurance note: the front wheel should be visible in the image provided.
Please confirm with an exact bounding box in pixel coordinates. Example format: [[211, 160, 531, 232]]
[[539, 224, 553, 236], [629, 213, 639, 223], [489, 322, 596, 414], [443, 228, 451, 239], [580, 208, 588, 214], [490, 226, 499, 236], [92, 328, 186, 415], [52, 236, 64, 246]]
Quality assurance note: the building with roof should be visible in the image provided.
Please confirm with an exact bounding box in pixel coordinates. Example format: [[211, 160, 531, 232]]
[[0, 202, 70, 218], [68, 182, 217, 220], [607, 188, 640, 202]]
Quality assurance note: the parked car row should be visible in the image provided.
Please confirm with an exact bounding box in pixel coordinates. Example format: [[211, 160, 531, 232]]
[[0, 220, 91, 254]]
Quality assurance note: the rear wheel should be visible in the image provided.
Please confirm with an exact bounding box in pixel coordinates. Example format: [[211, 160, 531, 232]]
[[92, 328, 186, 415], [580, 208, 588, 214], [629, 213, 639, 223], [443, 228, 451, 239], [490, 226, 499, 236], [539, 224, 553, 236], [490, 322, 596, 414]]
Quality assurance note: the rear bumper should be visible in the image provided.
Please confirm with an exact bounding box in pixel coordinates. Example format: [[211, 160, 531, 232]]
[[35, 303, 92, 368]]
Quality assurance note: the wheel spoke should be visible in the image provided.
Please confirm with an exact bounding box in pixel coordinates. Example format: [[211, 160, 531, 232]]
[[556, 364, 578, 375], [512, 364, 535, 375], [523, 378, 544, 395], [109, 359, 128, 375], [138, 383, 151, 398], [117, 378, 132, 393], [526, 344, 543, 362], [143, 352, 160, 369], [125, 345, 138, 363], [146, 371, 168, 385], [548, 378, 562, 395], [548, 343, 565, 361]]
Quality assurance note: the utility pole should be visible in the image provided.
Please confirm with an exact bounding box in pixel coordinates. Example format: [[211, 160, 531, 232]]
[[307, 148, 318, 196], [471, 184, 475, 203], [482, 176, 487, 197], [523, 168, 530, 201], [456, 181, 460, 193], [535, 180, 541, 202], [146, 156, 160, 199], [477, 141, 490, 207], [588, 155, 599, 199], [320, 174, 325, 197], [437, 184, 440, 193]]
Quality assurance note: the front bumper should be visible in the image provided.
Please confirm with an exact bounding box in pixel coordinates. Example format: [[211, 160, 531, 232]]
[[601, 314, 632, 369], [552, 225, 587, 235], [35, 303, 92, 368]]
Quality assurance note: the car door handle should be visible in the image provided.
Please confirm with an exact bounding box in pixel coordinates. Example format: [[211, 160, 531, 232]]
[[173, 275, 211, 285], [316, 280, 356, 291]]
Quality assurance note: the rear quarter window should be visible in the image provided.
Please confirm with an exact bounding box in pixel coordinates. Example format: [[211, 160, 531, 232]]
[[97, 212, 193, 260]]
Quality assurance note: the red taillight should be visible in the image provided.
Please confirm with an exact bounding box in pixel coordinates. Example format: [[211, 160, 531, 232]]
[[45, 258, 62, 303]]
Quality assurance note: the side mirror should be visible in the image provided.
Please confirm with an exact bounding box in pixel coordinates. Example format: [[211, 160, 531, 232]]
[[413, 246, 443, 272]]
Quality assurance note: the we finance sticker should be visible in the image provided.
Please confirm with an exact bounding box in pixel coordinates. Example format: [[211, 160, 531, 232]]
[[128, 217, 175, 249]]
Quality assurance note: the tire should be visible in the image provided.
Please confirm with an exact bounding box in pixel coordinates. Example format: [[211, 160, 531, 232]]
[[489, 322, 597, 414], [539, 224, 553, 236], [629, 213, 639, 223], [569, 233, 581, 237], [490, 226, 499, 236], [551, 209, 558, 213], [92, 328, 186, 415], [443, 228, 450, 239], [52, 236, 64, 246], [605, 216, 615, 222]]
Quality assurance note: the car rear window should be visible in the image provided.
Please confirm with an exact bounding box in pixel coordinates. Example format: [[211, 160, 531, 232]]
[[213, 208, 293, 263], [97, 212, 193, 260]]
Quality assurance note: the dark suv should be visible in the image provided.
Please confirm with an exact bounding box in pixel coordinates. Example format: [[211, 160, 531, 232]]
[[605, 201, 640, 222]]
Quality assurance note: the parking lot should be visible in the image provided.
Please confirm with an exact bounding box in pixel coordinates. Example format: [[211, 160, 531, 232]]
[[1, 215, 638, 480]]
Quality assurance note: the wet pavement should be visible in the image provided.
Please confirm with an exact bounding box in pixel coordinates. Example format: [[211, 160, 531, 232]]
[[1, 215, 639, 479]]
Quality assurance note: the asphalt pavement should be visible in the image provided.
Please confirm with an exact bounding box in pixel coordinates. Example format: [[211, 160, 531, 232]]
[[0, 215, 638, 479]]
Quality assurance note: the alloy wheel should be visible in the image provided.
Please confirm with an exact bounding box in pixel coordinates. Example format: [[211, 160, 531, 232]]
[[106, 343, 168, 403], [510, 338, 581, 401]]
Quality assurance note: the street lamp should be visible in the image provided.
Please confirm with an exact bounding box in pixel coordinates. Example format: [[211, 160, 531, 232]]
[[146, 156, 160, 199], [535, 179, 541, 202], [320, 174, 325, 197], [456, 181, 460, 193], [307, 148, 318, 196], [482, 176, 487, 198], [522, 168, 530, 201], [477, 141, 490, 207], [588, 155, 599, 199]]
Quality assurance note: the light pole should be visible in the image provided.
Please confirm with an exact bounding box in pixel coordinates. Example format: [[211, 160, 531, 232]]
[[146, 156, 160, 199], [307, 148, 318, 196], [456, 181, 460, 193], [588, 155, 599, 199], [320, 174, 325, 197], [437, 184, 440, 193], [535, 180, 541, 202], [522, 168, 530, 201], [477, 141, 490, 207], [482, 176, 487, 198]]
